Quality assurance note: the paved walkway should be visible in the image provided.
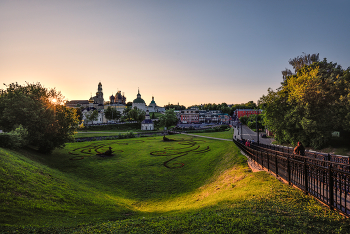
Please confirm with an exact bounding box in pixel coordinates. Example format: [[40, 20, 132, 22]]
[[232, 121, 274, 145]]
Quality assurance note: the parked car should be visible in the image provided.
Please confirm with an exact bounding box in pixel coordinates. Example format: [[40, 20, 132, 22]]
[[260, 133, 267, 138]]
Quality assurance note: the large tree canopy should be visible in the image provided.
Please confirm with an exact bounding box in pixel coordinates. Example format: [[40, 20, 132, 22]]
[[260, 57, 350, 149], [104, 106, 121, 121], [127, 107, 145, 123], [159, 109, 178, 128], [0, 82, 79, 153]]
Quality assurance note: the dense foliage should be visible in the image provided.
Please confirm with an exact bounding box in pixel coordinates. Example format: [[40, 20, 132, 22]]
[[247, 114, 264, 130], [159, 108, 178, 128], [189, 101, 257, 115], [260, 56, 350, 148], [104, 106, 121, 121], [0, 125, 28, 148], [0, 82, 79, 153], [128, 107, 145, 123], [84, 109, 99, 124], [164, 103, 186, 110]]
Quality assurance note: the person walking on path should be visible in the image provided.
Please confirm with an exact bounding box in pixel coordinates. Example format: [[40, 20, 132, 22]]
[[293, 142, 305, 156]]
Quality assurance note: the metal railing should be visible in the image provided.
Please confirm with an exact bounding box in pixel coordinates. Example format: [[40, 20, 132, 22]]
[[233, 139, 350, 217], [256, 142, 350, 164]]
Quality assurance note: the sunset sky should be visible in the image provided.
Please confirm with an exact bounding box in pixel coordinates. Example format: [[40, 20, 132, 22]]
[[1, 0, 350, 107]]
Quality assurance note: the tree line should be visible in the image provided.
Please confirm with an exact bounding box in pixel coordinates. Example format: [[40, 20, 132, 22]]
[[260, 53, 350, 149], [188, 101, 258, 116]]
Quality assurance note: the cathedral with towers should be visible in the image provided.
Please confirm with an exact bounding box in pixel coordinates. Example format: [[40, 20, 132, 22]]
[[65, 82, 165, 124]]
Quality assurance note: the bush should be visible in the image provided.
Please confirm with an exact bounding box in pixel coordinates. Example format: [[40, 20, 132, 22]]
[[0, 134, 12, 148], [219, 124, 229, 130], [117, 132, 135, 139], [0, 125, 28, 149]]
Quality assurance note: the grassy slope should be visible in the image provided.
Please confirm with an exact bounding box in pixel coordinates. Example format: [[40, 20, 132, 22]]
[[0, 147, 133, 228], [1, 134, 350, 233]]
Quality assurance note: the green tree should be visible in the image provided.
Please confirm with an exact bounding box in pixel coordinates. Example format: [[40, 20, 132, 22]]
[[221, 106, 231, 114], [0, 82, 79, 153], [239, 116, 248, 125], [260, 56, 350, 148], [165, 104, 186, 110], [74, 107, 84, 122], [288, 52, 320, 73], [123, 106, 131, 116], [247, 114, 264, 130], [281, 68, 293, 81], [104, 106, 121, 121], [127, 107, 145, 123], [159, 109, 178, 128], [85, 109, 99, 124]]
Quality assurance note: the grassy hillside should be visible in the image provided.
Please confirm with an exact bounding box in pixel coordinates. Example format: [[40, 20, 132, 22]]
[[1, 134, 350, 233]]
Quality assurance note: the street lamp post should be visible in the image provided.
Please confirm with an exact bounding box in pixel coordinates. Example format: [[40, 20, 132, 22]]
[[240, 122, 243, 140]]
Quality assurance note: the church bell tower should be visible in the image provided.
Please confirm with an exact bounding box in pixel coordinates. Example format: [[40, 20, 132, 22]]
[[95, 82, 104, 105]]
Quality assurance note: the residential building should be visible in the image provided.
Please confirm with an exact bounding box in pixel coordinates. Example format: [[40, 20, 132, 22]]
[[234, 109, 262, 119], [180, 109, 199, 123]]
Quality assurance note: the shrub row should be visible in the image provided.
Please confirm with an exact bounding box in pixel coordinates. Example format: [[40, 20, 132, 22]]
[[174, 125, 230, 134], [83, 122, 141, 131], [75, 132, 136, 142]]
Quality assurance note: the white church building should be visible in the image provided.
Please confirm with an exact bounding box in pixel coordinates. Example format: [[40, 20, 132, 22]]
[[132, 89, 165, 112]]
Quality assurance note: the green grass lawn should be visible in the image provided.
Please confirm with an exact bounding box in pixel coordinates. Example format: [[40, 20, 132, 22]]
[[149, 112, 163, 119], [1, 134, 349, 233], [189, 127, 234, 140]]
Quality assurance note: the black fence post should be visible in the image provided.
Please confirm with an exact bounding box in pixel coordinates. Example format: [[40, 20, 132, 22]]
[[303, 158, 308, 194], [267, 151, 270, 171], [329, 163, 334, 209], [275, 152, 278, 177], [287, 155, 291, 185]]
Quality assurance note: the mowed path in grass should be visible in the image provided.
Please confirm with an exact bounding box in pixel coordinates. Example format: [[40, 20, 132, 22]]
[[1, 132, 350, 233]]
